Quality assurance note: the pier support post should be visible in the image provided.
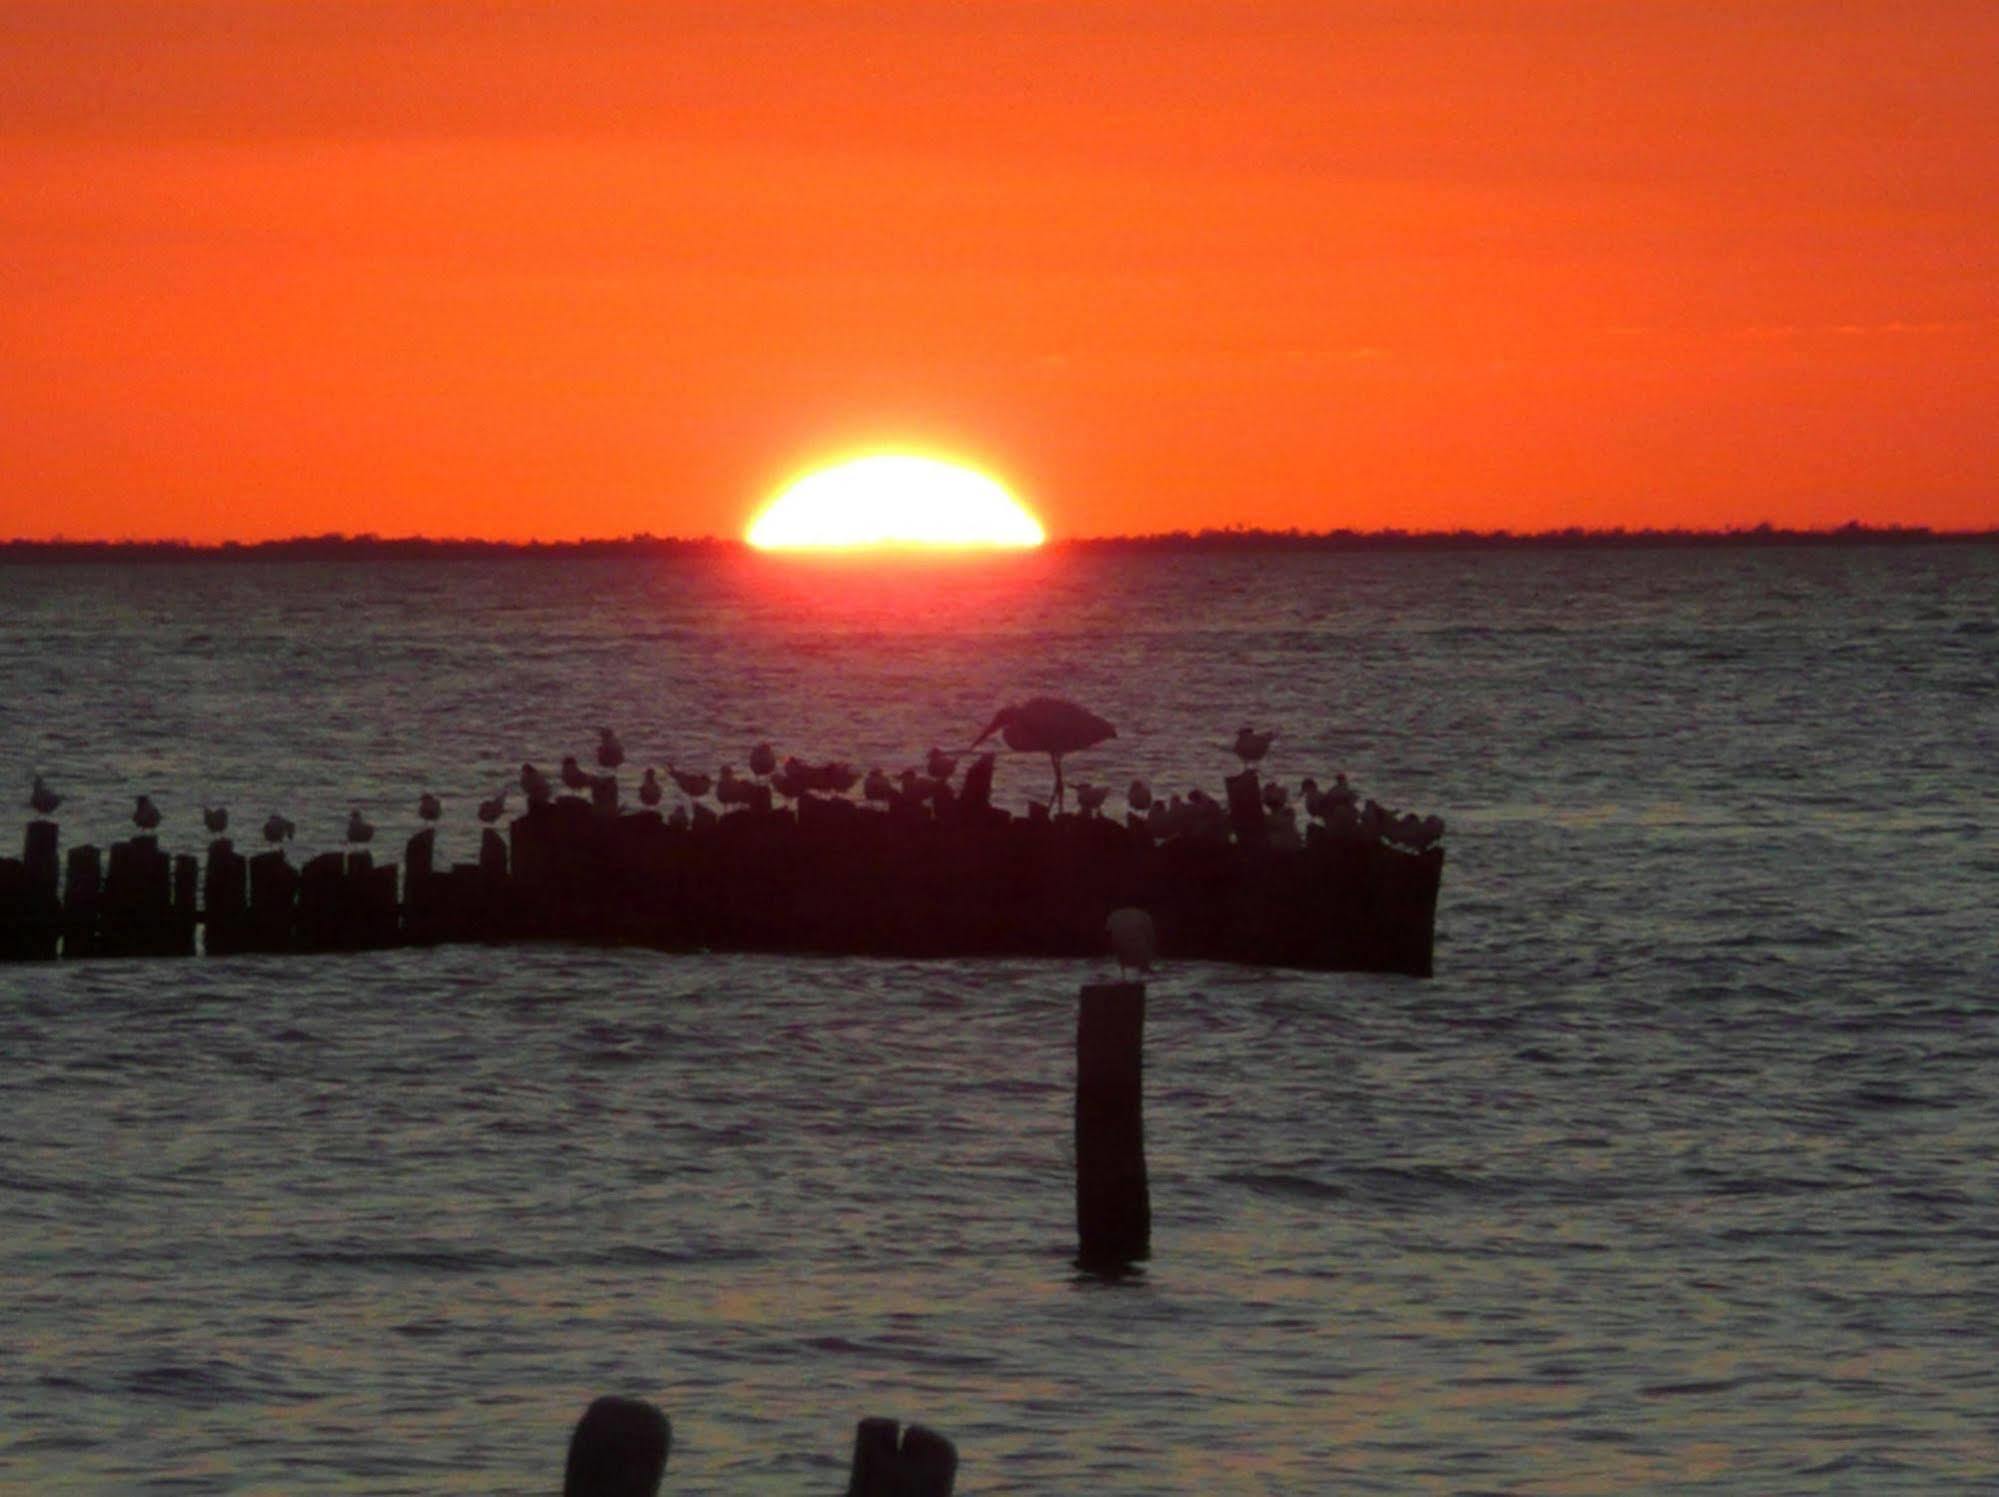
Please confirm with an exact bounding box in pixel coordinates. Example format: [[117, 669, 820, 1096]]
[[1076, 980, 1150, 1269], [63, 845, 102, 959], [248, 849, 298, 952], [405, 828, 437, 944], [204, 840, 246, 955], [562, 1396, 670, 1497], [171, 854, 199, 956], [847, 1417, 957, 1496]]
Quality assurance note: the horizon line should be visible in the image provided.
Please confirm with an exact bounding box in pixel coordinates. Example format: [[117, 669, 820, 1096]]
[[2, 521, 1996, 558]]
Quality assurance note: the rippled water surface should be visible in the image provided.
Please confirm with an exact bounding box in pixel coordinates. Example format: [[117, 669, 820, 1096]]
[[2, 545, 1995, 1491]]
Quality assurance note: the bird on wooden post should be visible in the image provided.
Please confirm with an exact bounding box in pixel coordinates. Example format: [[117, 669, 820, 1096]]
[[29, 775, 62, 819], [202, 805, 229, 835], [1107, 907, 1157, 978], [637, 768, 663, 809], [262, 813, 295, 845], [596, 728, 625, 773], [560, 755, 591, 794], [477, 790, 508, 824], [970, 697, 1116, 811], [667, 765, 712, 808], [133, 795, 162, 833], [748, 740, 777, 780], [345, 808, 375, 846], [417, 792, 442, 824], [1232, 725, 1276, 769]]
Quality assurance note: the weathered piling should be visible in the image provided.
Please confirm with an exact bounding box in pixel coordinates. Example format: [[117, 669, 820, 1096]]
[[63, 845, 102, 959], [404, 828, 439, 944], [3, 806, 1443, 972], [1224, 768, 1265, 845], [204, 839, 247, 954], [1075, 980, 1150, 1270], [562, 1396, 670, 1497], [100, 835, 176, 957], [171, 854, 199, 955], [847, 1417, 957, 1497], [25, 820, 60, 901], [246, 849, 298, 952], [3, 821, 64, 960]]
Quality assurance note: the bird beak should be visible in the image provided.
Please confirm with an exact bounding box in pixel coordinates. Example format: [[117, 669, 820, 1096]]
[[970, 713, 1004, 748]]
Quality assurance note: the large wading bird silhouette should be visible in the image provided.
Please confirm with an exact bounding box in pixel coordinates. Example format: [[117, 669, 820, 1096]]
[[971, 697, 1116, 811]]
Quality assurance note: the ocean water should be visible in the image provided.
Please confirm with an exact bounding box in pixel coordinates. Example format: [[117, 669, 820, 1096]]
[[1, 544, 1994, 1492]]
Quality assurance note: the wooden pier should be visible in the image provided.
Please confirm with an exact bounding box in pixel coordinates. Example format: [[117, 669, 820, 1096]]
[[0, 793, 1442, 973]]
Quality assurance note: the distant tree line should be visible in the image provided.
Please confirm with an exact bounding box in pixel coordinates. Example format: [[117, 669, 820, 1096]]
[[0, 522, 1990, 564]]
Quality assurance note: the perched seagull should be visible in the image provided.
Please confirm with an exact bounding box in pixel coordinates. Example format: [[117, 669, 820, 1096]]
[[1232, 726, 1276, 769], [668, 765, 713, 801], [749, 741, 777, 780], [1127, 778, 1153, 814], [925, 746, 959, 782], [133, 795, 162, 832], [29, 775, 61, 818], [1261, 780, 1289, 812], [637, 768, 663, 808], [596, 728, 625, 772], [418, 792, 442, 823], [202, 805, 229, 835], [666, 804, 690, 831], [716, 766, 756, 808], [1074, 783, 1110, 817], [863, 767, 895, 804], [1305, 773, 1356, 821], [520, 763, 553, 807], [477, 790, 508, 824], [820, 762, 860, 795], [1106, 907, 1157, 978], [345, 808, 375, 845], [262, 813, 296, 844], [770, 759, 809, 802], [971, 697, 1117, 811], [559, 755, 590, 793]]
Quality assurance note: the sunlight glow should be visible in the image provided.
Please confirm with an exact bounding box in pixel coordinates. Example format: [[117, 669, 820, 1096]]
[[746, 454, 1046, 551]]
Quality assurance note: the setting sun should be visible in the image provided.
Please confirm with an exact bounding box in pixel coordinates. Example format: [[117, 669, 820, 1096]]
[[746, 454, 1046, 552]]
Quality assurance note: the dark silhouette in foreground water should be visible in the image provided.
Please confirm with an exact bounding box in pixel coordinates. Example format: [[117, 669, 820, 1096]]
[[560, 1398, 958, 1496]]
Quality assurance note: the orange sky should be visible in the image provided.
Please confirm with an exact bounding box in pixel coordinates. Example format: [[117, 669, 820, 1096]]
[[2, 2, 1995, 541]]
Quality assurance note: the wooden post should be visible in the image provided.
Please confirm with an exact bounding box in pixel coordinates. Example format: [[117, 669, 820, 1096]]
[[298, 852, 344, 950], [24, 820, 60, 901], [171, 854, 199, 956], [247, 849, 298, 952], [17, 821, 62, 960], [405, 828, 437, 944], [846, 1417, 957, 1497], [1076, 981, 1150, 1269], [204, 840, 247, 955], [562, 1396, 670, 1497], [63, 845, 102, 959], [0, 856, 29, 961], [1224, 768, 1266, 846]]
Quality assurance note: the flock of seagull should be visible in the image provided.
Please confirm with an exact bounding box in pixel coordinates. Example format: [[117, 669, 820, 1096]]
[[21, 697, 1445, 855]]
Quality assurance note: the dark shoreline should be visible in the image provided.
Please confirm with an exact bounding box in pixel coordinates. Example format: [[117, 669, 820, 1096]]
[[2, 523, 1992, 564]]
